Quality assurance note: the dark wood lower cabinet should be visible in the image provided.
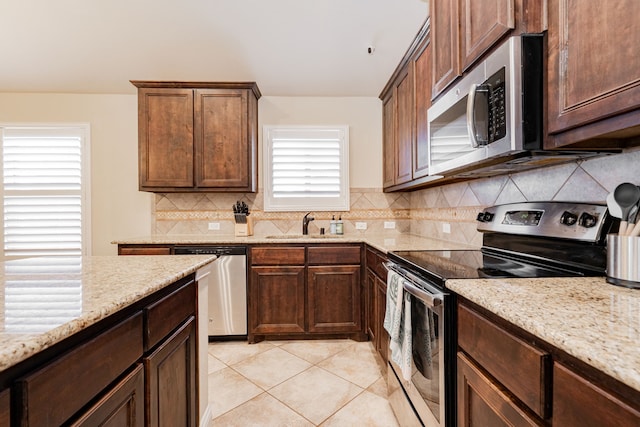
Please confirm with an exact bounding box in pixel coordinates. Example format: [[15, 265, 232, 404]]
[[375, 275, 390, 365], [249, 265, 306, 335], [70, 364, 145, 427], [0, 388, 9, 427], [308, 265, 361, 333], [457, 352, 542, 427], [145, 316, 197, 427], [553, 362, 640, 427]]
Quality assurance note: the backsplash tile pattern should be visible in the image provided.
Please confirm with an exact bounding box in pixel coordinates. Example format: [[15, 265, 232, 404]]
[[152, 149, 640, 247]]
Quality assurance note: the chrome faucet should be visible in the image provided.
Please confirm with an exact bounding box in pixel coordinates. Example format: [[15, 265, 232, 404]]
[[302, 212, 315, 235]]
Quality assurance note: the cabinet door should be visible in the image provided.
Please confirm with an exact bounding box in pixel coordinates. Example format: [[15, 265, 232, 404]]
[[457, 352, 542, 427], [459, 0, 514, 72], [249, 266, 306, 334], [307, 265, 361, 333], [547, 0, 640, 147], [375, 275, 389, 364], [395, 67, 414, 185], [413, 40, 431, 179], [431, 0, 460, 98], [0, 388, 9, 427], [194, 89, 254, 190], [138, 88, 194, 189], [145, 317, 197, 427], [70, 364, 145, 427], [365, 269, 377, 342], [382, 92, 396, 188], [553, 362, 640, 427]]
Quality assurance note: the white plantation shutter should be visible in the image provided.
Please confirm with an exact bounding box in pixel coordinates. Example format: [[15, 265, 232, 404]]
[[264, 126, 349, 211], [1, 125, 90, 258]]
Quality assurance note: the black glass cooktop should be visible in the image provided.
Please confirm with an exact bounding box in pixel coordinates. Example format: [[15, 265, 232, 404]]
[[388, 249, 595, 286]]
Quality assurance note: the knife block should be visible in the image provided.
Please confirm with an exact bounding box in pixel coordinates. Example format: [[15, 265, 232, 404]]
[[234, 216, 253, 237]]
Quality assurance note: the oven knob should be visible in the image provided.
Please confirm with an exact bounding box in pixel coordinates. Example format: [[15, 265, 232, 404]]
[[476, 212, 486, 222], [560, 211, 578, 226], [579, 212, 598, 228], [483, 212, 494, 222]]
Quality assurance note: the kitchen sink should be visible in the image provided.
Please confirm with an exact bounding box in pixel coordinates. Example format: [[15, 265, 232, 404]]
[[264, 234, 342, 239]]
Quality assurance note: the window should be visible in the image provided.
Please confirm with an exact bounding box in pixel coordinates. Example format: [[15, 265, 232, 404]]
[[263, 125, 349, 212], [0, 125, 91, 258]]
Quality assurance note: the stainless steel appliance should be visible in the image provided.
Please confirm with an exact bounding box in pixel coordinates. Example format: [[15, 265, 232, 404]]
[[427, 35, 610, 179], [385, 201, 618, 427], [174, 245, 247, 337]]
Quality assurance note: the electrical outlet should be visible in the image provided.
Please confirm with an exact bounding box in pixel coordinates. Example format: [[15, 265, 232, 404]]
[[208, 222, 220, 230], [442, 222, 451, 234], [384, 221, 396, 229], [355, 222, 367, 230]]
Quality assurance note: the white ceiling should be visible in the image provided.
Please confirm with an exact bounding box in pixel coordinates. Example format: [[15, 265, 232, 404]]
[[0, 0, 429, 96]]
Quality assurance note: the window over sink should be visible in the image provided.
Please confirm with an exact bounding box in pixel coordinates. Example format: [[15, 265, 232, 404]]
[[263, 125, 350, 212], [0, 124, 91, 258]]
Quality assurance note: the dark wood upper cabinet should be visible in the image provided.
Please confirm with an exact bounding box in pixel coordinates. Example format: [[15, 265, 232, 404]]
[[546, 0, 640, 149], [431, 0, 460, 98], [413, 39, 432, 180], [132, 81, 260, 193]]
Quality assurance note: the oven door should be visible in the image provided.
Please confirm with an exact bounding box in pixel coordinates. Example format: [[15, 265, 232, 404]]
[[388, 276, 446, 427]]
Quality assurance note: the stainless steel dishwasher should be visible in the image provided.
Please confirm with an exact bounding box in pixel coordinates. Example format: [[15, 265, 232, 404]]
[[174, 245, 247, 338]]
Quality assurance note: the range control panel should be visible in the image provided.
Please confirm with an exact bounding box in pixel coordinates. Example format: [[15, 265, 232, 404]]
[[476, 202, 610, 242]]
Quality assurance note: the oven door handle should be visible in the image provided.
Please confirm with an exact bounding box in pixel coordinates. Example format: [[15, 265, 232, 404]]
[[402, 280, 443, 308]]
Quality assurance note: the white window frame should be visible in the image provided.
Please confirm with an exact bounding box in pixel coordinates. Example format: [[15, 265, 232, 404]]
[[0, 123, 92, 258], [263, 125, 350, 212]]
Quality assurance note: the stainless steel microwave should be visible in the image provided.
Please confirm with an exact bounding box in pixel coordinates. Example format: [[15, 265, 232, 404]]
[[428, 35, 545, 176]]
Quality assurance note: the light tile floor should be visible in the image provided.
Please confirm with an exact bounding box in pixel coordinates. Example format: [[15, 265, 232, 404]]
[[207, 339, 400, 426]]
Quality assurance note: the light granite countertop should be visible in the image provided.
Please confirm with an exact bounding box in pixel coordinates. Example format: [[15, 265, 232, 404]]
[[0, 255, 216, 372], [447, 277, 640, 392], [112, 232, 477, 253]]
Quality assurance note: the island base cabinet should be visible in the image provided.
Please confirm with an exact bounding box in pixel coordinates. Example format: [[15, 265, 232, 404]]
[[553, 362, 640, 427], [457, 352, 542, 427], [0, 389, 9, 427], [70, 364, 145, 427], [145, 316, 197, 427]]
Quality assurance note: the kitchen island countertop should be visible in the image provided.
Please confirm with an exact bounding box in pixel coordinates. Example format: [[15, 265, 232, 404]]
[[447, 277, 640, 392], [0, 255, 216, 372]]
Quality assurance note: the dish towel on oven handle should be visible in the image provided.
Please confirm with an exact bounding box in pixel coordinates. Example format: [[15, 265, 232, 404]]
[[383, 270, 412, 382]]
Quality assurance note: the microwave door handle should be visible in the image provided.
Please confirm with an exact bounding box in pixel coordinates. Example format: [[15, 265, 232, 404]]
[[467, 84, 480, 148]]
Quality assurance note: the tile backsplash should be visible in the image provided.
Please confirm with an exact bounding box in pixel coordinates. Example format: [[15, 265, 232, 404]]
[[153, 149, 640, 247]]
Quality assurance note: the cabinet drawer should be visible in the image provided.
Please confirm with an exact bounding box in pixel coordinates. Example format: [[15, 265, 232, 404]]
[[366, 247, 387, 280], [458, 304, 550, 418], [119, 245, 172, 255], [553, 362, 640, 427], [251, 246, 305, 265], [15, 313, 143, 427], [145, 280, 196, 350], [308, 246, 361, 265]]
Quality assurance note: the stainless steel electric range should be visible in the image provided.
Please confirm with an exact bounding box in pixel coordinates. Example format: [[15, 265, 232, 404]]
[[384, 201, 618, 427]]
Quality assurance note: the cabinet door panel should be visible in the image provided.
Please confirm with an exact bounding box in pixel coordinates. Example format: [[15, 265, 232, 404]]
[[145, 317, 197, 427], [70, 364, 145, 427], [413, 41, 431, 179], [308, 265, 361, 333], [0, 389, 9, 427], [382, 93, 396, 188], [547, 0, 640, 139], [395, 68, 413, 185], [457, 353, 542, 427], [250, 266, 306, 334], [459, 0, 514, 72], [195, 89, 250, 189], [138, 88, 194, 189], [553, 362, 640, 427], [144, 280, 196, 351], [431, 0, 460, 97]]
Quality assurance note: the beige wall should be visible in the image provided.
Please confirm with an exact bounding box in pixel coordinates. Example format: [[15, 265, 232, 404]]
[[0, 93, 384, 254], [0, 92, 153, 256]]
